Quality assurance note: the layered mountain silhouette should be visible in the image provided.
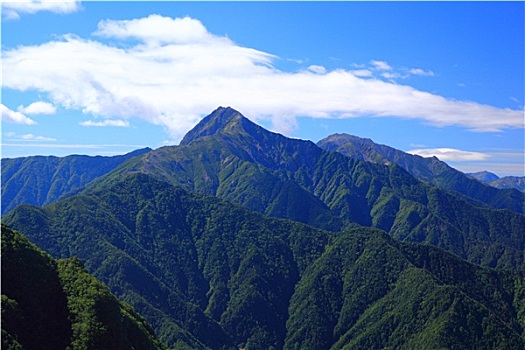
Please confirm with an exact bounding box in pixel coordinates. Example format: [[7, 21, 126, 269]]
[[468, 171, 525, 192], [318, 133, 525, 213], [1, 224, 166, 350], [75, 107, 524, 269], [4, 175, 524, 349], [2, 106, 525, 349], [1, 148, 151, 215]]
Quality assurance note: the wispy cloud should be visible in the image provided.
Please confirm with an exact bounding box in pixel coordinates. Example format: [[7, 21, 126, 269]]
[[17, 101, 56, 115], [370, 60, 392, 71], [307, 65, 327, 74], [407, 148, 490, 162], [2, 0, 81, 20], [408, 68, 435, 77], [3, 15, 523, 140], [350, 69, 373, 78], [3, 132, 57, 142], [1, 104, 37, 125], [80, 119, 130, 127], [19, 134, 56, 141]]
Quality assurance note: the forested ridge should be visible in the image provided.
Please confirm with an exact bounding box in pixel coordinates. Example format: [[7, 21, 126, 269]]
[[4, 173, 525, 349], [2, 107, 525, 349], [317, 133, 525, 213], [82, 107, 525, 270], [1, 224, 166, 350]]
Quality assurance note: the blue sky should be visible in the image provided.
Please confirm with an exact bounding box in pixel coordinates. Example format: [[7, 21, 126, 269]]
[[2, 1, 524, 176]]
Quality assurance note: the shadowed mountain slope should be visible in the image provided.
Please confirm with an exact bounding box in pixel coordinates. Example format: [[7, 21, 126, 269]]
[[86, 107, 525, 269], [317, 133, 525, 214], [3, 175, 524, 349], [1, 147, 151, 215], [1, 224, 167, 350], [3, 174, 335, 349]]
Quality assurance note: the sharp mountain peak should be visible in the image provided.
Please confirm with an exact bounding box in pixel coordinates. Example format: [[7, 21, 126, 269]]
[[180, 106, 256, 145]]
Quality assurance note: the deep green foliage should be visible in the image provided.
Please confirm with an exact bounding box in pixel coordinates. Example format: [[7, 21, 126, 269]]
[[4, 174, 525, 349], [3, 107, 525, 349], [1, 224, 167, 350], [1, 148, 151, 214], [3, 174, 332, 349], [3, 108, 524, 269], [317, 133, 525, 214], [286, 228, 525, 350], [1, 225, 71, 350]]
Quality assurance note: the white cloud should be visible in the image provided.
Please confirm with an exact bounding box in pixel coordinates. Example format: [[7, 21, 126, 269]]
[[307, 65, 327, 74], [370, 60, 392, 71], [18, 101, 56, 115], [409, 68, 435, 77], [3, 132, 56, 142], [80, 119, 130, 127], [20, 133, 57, 141], [94, 15, 220, 46], [2, 0, 81, 20], [350, 69, 373, 77], [1, 104, 37, 125], [2, 15, 523, 140], [407, 148, 490, 162]]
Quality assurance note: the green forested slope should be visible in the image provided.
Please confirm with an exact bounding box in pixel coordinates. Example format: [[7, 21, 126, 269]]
[[3, 108, 523, 269], [4, 174, 525, 349], [317, 133, 525, 214], [85, 107, 525, 269], [286, 229, 525, 350], [1, 148, 151, 214], [1, 224, 167, 350], [3, 174, 332, 349]]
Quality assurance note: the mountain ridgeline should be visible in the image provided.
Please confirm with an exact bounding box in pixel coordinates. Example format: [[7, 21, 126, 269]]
[[4, 175, 525, 349], [2, 106, 525, 349], [1, 224, 166, 350], [317, 133, 525, 212], [82, 107, 525, 270], [468, 171, 525, 192], [1, 148, 151, 215]]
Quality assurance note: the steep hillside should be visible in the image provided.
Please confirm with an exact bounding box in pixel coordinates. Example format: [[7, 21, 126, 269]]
[[490, 176, 525, 192], [318, 133, 525, 214], [467, 171, 500, 183], [468, 172, 525, 192], [1, 224, 167, 350], [3, 176, 525, 349], [3, 174, 333, 349], [87, 107, 525, 269], [286, 229, 525, 350], [1, 147, 151, 214]]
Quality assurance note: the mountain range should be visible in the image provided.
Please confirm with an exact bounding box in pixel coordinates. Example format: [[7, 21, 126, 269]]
[[1, 148, 151, 215], [468, 171, 525, 192], [317, 133, 525, 211], [2, 106, 525, 349], [1, 224, 166, 350]]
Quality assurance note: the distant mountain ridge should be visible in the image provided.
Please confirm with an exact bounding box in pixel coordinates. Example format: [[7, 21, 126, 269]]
[[4, 174, 524, 349], [81, 107, 525, 270], [1, 147, 151, 214], [468, 171, 525, 192], [467, 171, 500, 183], [317, 133, 525, 213], [1, 224, 166, 350]]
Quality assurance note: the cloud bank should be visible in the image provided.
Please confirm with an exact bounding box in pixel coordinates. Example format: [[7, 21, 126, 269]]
[[407, 148, 490, 162], [3, 15, 523, 140], [18, 101, 56, 115], [2, 0, 81, 20], [1, 104, 37, 125], [80, 119, 130, 127]]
